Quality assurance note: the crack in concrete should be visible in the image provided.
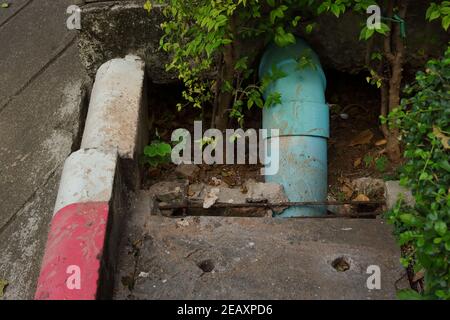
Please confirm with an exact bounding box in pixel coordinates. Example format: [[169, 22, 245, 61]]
[[0, 0, 34, 29], [0, 34, 77, 115], [0, 164, 59, 235]]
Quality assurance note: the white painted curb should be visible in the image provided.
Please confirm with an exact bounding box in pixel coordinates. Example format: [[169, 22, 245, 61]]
[[81, 54, 146, 160], [53, 148, 118, 215], [36, 54, 147, 300]]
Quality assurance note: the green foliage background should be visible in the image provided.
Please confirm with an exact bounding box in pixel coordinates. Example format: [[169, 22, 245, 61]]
[[386, 46, 450, 300]]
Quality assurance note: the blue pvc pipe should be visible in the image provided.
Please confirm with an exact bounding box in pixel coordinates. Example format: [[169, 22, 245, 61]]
[[259, 38, 329, 217]]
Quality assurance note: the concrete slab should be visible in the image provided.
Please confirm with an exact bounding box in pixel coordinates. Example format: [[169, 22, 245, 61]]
[[0, 171, 60, 299], [114, 212, 407, 300], [0, 44, 89, 230], [0, 0, 75, 106], [0, 0, 30, 25], [0, 44, 89, 299]]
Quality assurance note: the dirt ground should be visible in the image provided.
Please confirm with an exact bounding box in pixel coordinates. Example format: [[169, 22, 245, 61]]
[[326, 70, 399, 201]]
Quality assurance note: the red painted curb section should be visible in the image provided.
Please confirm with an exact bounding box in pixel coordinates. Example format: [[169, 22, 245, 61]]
[[35, 202, 109, 300]]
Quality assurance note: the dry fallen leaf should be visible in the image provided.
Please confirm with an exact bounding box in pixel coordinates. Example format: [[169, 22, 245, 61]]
[[0, 279, 8, 298], [412, 269, 425, 282], [433, 126, 450, 149], [354, 194, 370, 202], [349, 129, 374, 146], [341, 184, 354, 198], [354, 157, 362, 167], [375, 139, 387, 146]]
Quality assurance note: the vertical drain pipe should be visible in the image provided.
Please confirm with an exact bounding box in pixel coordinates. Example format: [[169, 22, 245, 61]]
[[259, 38, 329, 217]]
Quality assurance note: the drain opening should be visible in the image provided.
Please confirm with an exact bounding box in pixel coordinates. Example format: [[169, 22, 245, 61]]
[[197, 259, 215, 273], [332, 256, 350, 272]]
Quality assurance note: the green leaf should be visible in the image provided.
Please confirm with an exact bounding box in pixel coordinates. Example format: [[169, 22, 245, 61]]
[[330, 4, 341, 17], [397, 289, 423, 300], [270, 5, 288, 24], [143, 0, 152, 13], [442, 15, 450, 31], [274, 26, 295, 47], [144, 145, 157, 157], [235, 56, 248, 71], [438, 160, 450, 172], [400, 214, 415, 225], [375, 23, 390, 35], [292, 16, 301, 27], [426, 4, 436, 19], [371, 52, 383, 61], [419, 172, 429, 180], [434, 221, 447, 236], [359, 26, 375, 41], [317, 2, 329, 15], [428, 8, 441, 21]]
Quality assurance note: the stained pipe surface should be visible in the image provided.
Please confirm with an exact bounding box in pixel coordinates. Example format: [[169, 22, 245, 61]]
[[259, 38, 329, 217]]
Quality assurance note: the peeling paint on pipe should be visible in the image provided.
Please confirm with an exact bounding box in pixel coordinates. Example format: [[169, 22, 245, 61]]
[[259, 38, 329, 217]]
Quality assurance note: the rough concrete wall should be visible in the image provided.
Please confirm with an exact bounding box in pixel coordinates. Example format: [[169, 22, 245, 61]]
[[79, 0, 175, 83], [299, 1, 449, 74], [78, 0, 448, 82]]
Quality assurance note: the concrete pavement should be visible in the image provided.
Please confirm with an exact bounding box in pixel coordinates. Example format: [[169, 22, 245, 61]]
[[0, 0, 89, 299], [114, 213, 407, 300]]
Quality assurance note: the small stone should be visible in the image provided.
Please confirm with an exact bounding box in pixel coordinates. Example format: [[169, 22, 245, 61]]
[[147, 180, 188, 216], [176, 219, 190, 228], [175, 164, 200, 179], [244, 179, 289, 214], [210, 176, 222, 186], [138, 272, 149, 278], [187, 183, 206, 202], [353, 194, 370, 202], [385, 181, 415, 210], [203, 188, 220, 209], [148, 180, 188, 204]]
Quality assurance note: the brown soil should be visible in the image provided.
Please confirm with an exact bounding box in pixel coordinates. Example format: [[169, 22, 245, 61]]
[[326, 70, 399, 201]]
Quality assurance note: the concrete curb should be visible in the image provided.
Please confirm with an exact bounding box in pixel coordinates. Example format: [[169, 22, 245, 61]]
[[35, 55, 147, 300]]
